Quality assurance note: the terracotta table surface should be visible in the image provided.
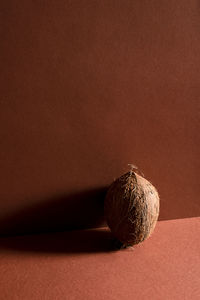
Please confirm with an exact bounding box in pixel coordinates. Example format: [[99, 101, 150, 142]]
[[0, 217, 199, 300]]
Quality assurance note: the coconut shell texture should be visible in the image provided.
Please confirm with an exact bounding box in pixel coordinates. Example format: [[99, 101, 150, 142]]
[[104, 172, 159, 246]]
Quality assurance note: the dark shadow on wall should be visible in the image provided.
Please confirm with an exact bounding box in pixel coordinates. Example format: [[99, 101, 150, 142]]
[[0, 187, 107, 237], [0, 228, 116, 255], [0, 184, 198, 237]]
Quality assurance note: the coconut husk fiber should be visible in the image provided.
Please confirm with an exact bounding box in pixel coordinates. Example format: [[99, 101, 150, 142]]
[[104, 167, 160, 247]]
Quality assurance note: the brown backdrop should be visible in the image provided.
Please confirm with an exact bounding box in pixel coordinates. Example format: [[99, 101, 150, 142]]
[[0, 0, 199, 235]]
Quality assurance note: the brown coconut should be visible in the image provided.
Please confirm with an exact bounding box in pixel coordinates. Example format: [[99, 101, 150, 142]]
[[104, 170, 159, 246]]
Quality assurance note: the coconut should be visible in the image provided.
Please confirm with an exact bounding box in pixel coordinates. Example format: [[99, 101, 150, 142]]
[[104, 167, 159, 247]]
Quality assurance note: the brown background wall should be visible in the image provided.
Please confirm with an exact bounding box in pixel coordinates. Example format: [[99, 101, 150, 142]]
[[0, 0, 199, 235]]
